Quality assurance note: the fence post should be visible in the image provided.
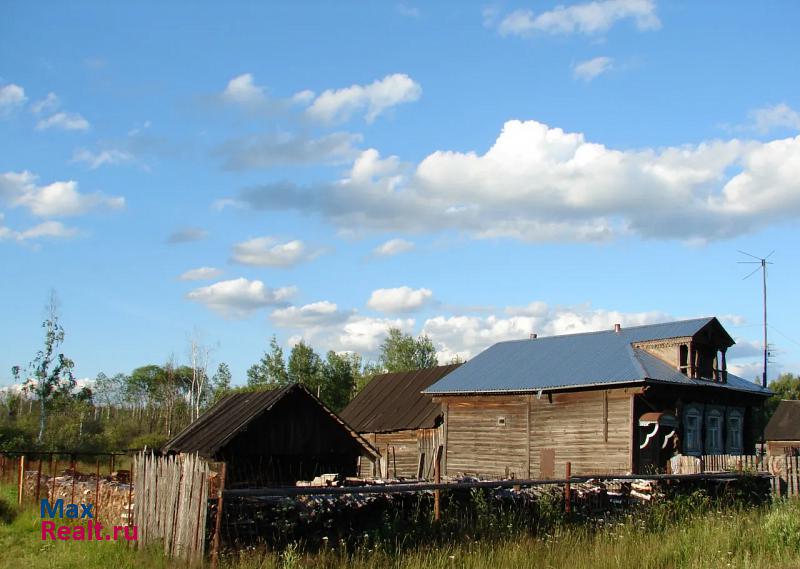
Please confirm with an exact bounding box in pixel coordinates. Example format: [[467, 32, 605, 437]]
[[0, 454, 5, 482], [50, 457, 58, 502], [17, 455, 25, 505], [70, 455, 77, 504], [127, 457, 135, 529], [434, 445, 443, 522], [564, 461, 572, 514], [210, 462, 227, 569], [95, 460, 101, 521]]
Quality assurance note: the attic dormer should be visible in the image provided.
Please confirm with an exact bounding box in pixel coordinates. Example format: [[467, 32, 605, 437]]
[[632, 317, 735, 383]]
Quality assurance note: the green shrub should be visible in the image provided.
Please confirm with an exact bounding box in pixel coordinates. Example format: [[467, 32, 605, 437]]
[[0, 496, 17, 524], [129, 432, 169, 450]]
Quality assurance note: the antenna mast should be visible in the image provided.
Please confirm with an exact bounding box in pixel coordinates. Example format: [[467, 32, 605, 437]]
[[738, 250, 774, 389]]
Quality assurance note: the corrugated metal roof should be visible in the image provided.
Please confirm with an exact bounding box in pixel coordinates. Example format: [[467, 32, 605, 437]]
[[765, 400, 800, 441], [340, 364, 460, 433], [162, 383, 379, 458], [425, 317, 769, 396]]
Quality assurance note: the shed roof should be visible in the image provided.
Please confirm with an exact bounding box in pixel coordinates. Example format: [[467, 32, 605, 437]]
[[162, 383, 379, 458], [340, 364, 460, 433], [765, 400, 800, 441], [425, 317, 769, 396]]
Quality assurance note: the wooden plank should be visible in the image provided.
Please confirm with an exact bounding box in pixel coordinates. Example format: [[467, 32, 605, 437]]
[[526, 395, 532, 478]]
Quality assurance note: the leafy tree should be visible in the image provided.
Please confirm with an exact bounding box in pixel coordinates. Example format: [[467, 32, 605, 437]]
[[320, 351, 359, 411], [94, 372, 128, 419], [378, 327, 439, 373], [355, 361, 384, 393], [288, 340, 322, 394], [247, 336, 289, 387], [211, 362, 232, 403], [11, 291, 76, 443], [128, 364, 166, 408], [766, 373, 800, 418]]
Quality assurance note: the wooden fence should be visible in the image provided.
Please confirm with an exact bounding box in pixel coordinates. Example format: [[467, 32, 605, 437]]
[[133, 452, 211, 564], [669, 454, 800, 498]]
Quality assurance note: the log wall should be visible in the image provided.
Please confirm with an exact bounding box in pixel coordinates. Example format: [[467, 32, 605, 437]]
[[360, 427, 443, 479], [442, 388, 635, 479]]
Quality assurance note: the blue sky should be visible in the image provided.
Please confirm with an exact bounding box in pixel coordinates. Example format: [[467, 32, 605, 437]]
[[2, 0, 799, 387]]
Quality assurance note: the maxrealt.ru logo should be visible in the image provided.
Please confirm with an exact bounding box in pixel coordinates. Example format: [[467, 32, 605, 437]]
[[40, 499, 138, 542]]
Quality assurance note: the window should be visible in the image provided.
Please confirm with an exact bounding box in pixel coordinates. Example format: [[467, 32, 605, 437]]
[[679, 344, 688, 373], [683, 408, 702, 455], [726, 409, 744, 454], [497, 417, 506, 427], [705, 410, 723, 454]]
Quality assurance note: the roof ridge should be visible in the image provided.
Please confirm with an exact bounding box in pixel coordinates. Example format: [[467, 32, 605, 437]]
[[494, 316, 715, 346]]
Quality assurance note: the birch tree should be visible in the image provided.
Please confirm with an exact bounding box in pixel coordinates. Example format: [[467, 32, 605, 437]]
[[11, 291, 76, 443]]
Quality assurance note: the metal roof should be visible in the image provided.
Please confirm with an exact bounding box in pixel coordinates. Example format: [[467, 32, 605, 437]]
[[162, 383, 379, 458], [425, 317, 769, 396], [340, 364, 460, 433], [765, 400, 800, 441]]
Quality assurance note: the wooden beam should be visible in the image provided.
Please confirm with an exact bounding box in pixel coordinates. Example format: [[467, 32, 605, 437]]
[[629, 395, 636, 474], [603, 391, 609, 443], [526, 395, 532, 479]]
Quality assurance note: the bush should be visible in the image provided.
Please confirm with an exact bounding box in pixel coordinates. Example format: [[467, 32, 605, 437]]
[[129, 432, 168, 450], [0, 496, 17, 524]]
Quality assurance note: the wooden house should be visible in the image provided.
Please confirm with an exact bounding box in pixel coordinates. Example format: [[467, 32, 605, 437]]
[[765, 400, 800, 456], [162, 383, 379, 487], [425, 318, 771, 477], [340, 364, 460, 479]]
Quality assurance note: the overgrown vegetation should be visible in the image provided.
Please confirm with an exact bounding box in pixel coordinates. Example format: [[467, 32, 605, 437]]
[[1, 478, 800, 569]]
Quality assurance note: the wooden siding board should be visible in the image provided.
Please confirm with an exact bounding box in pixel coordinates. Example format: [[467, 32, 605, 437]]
[[443, 389, 632, 479]]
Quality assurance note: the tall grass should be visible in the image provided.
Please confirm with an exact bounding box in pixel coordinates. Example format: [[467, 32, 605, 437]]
[[1, 481, 800, 569]]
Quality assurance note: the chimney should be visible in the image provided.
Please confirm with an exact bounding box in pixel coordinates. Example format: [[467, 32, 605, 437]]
[[614, 323, 621, 333], [530, 333, 538, 340]]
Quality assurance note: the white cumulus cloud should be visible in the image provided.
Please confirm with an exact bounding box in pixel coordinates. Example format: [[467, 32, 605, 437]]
[[0, 213, 79, 243], [421, 304, 672, 362], [72, 148, 135, 169], [234, 119, 800, 243], [373, 237, 415, 257], [178, 267, 223, 281], [367, 286, 433, 313], [231, 237, 322, 267], [497, 0, 660, 37], [746, 103, 800, 134], [221, 73, 267, 107], [30, 92, 59, 115], [0, 170, 124, 217], [306, 73, 422, 124], [271, 301, 353, 328], [36, 111, 90, 131], [186, 277, 296, 318], [573, 56, 614, 81], [0, 83, 27, 116]]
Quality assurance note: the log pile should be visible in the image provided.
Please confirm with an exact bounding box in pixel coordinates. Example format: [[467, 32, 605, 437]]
[[23, 470, 133, 527]]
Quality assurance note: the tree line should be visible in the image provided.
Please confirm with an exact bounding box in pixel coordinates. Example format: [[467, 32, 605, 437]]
[[0, 294, 441, 453]]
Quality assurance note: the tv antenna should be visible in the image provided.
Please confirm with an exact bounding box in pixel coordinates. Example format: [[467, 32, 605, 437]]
[[738, 250, 774, 389]]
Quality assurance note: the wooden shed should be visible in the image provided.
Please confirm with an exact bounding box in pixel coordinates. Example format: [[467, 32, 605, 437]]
[[425, 318, 771, 478], [163, 383, 379, 487], [340, 364, 460, 479], [765, 400, 800, 456]]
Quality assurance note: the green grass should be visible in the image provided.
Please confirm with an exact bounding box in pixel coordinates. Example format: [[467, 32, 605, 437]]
[[1, 483, 800, 569]]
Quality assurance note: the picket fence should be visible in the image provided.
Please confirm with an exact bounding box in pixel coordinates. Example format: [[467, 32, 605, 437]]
[[669, 454, 800, 498], [133, 452, 210, 564]]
